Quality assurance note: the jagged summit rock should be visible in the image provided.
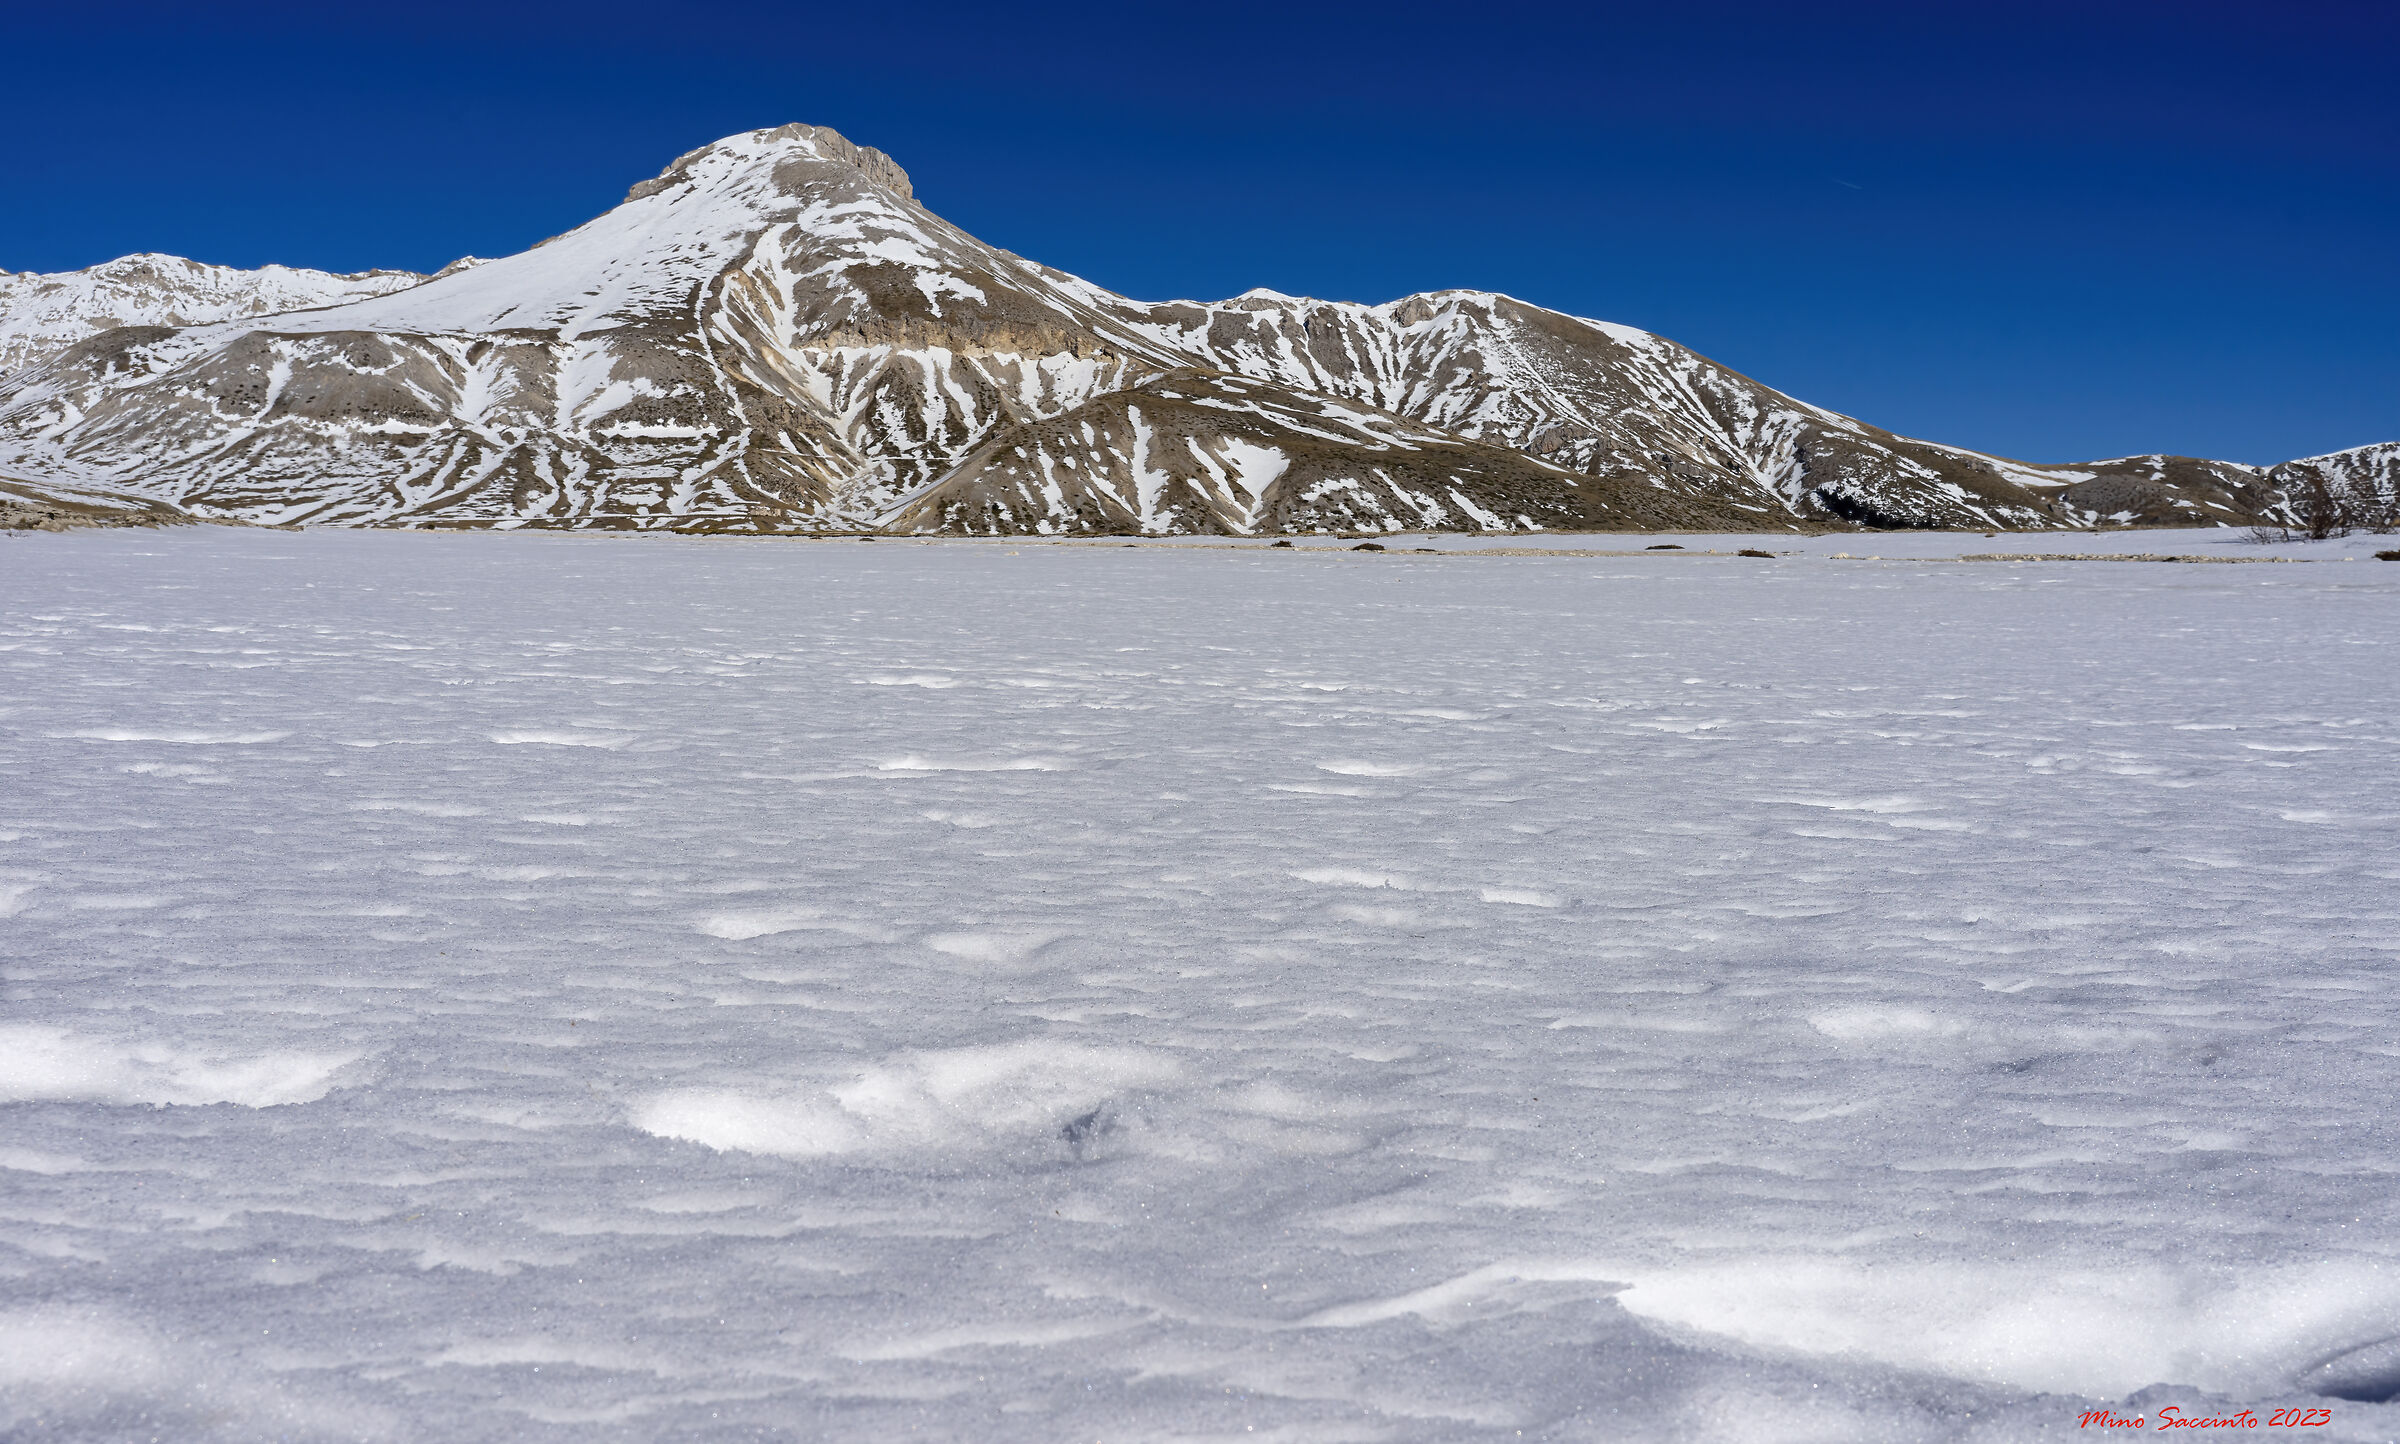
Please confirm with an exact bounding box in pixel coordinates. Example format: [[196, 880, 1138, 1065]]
[[623, 123, 914, 204], [0, 123, 2385, 533]]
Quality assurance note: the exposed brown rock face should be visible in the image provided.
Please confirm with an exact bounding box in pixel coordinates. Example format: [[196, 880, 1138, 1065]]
[[0, 126, 2386, 534]]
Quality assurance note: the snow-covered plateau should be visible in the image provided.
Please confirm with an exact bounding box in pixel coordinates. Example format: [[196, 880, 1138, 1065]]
[[3, 527, 2398, 1442]]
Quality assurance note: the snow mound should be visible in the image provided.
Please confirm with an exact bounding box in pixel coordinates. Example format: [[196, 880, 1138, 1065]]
[[490, 728, 631, 748], [874, 754, 1067, 772], [924, 929, 1064, 965], [694, 905, 824, 940], [632, 1040, 1183, 1158], [1616, 1256, 2400, 1400], [0, 1026, 360, 1107], [54, 728, 288, 744]]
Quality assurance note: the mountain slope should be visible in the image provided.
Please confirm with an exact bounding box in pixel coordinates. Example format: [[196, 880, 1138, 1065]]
[[0, 124, 2382, 534], [882, 368, 1741, 535], [2268, 441, 2400, 507]]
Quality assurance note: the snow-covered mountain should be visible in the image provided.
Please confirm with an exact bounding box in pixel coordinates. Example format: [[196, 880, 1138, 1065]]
[[0, 124, 2381, 533], [0, 253, 444, 381]]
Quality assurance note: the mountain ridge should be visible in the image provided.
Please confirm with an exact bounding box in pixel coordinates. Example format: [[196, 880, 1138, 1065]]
[[1, 124, 2388, 535], [0, 254, 432, 380]]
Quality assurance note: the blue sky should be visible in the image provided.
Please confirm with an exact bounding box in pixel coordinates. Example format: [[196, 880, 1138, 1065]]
[[7, 0, 2391, 465]]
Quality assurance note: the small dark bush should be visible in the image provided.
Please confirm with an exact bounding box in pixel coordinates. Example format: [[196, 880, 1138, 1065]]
[[1352, 542, 1385, 552], [1646, 543, 1683, 550], [2378, 550, 2400, 562], [1737, 548, 1776, 558]]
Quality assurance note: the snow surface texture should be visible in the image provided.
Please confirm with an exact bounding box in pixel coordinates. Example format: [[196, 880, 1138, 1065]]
[[3, 528, 2398, 1442]]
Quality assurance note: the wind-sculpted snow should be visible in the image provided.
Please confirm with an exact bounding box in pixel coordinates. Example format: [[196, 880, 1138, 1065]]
[[5, 527, 2398, 1440], [0, 123, 2383, 532]]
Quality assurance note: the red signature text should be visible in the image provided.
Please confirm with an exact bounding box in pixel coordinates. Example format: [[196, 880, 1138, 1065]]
[[2076, 1406, 2336, 1429]]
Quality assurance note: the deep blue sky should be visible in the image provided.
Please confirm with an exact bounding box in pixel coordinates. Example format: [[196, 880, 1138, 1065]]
[[7, 0, 2392, 464]]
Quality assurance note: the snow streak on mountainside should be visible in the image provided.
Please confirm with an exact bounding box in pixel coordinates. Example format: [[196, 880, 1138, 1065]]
[[0, 125, 2384, 534]]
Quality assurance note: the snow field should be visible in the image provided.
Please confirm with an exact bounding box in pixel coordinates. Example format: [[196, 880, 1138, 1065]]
[[1, 528, 2396, 1441]]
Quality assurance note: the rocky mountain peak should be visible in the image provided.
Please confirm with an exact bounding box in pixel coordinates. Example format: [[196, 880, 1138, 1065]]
[[623, 123, 913, 205]]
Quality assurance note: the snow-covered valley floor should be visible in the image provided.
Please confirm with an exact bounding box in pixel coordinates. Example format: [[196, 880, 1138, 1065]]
[[3, 529, 2397, 1442]]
